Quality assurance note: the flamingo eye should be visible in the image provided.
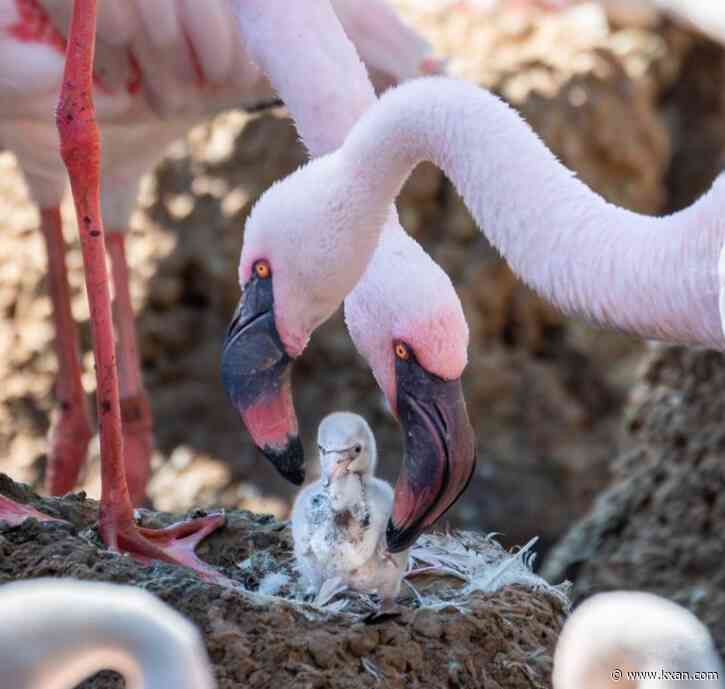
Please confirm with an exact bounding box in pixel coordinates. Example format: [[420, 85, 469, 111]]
[[394, 341, 410, 360], [354, 444, 362, 454], [254, 260, 271, 279]]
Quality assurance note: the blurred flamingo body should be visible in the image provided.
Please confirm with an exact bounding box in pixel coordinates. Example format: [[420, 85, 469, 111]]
[[1, 578, 216, 689], [0, 0, 436, 504]]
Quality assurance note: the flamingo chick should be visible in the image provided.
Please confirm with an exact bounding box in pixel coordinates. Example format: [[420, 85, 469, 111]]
[[553, 591, 723, 688], [0, 578, 215, 689], [292, 412, 408, 609]]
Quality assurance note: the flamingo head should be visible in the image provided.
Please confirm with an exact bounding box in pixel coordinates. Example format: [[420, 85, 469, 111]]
[[318, 411, 377, 484], [222, 155, 386, 485], [222, 155, 475, 550], [345, 229, 475, 552]]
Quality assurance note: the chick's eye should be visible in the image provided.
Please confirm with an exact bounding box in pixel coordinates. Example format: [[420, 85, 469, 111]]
[[394, 341, 410, 360], [354, 444, 362, 454], [254, 260, 271, 279]]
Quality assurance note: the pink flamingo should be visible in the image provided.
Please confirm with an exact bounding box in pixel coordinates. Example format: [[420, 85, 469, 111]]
[[0, 0, 437, 580], [228, 2, 474, 553], [223, 54, 725, 550], [0, 0, 436, 505]]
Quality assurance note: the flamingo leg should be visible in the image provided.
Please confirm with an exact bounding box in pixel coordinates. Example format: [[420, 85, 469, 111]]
[[107, 232, 153, 506], [55, 0, 230, 586], [40, 206, 94, 495]]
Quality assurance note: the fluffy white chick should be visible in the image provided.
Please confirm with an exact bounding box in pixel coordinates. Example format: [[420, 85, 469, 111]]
[[292, 412, 407, 608]]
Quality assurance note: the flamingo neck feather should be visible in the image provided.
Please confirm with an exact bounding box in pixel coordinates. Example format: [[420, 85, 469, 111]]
[[341, 77, 725, 349]]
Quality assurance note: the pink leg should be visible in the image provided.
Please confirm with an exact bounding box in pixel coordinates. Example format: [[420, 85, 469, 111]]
[[107, 233, 153, 506], [0, 494, 64, 527], [40, 207, 94, 495], [56, 0, 231, 586]]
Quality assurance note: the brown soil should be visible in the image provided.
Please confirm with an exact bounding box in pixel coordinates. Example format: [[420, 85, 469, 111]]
[[0, 476, 567, 689]]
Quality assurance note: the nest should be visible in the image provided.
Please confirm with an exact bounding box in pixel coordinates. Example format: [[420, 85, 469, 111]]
[[0, 476, 567, 689]]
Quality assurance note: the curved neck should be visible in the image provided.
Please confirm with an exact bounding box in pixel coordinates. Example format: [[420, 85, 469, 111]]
[[2, 584, 210, 689], [342, 77, 725, 348]]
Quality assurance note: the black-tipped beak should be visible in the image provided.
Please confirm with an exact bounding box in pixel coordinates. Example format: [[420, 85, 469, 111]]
[[386, 353, 476, 553], [221, 272, 304, 485]]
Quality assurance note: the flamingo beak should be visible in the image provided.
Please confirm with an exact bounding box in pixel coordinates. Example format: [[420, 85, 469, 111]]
[[322, 452, 353, 484], [386, 354, 476, 553], [221, 273, 304, 485]]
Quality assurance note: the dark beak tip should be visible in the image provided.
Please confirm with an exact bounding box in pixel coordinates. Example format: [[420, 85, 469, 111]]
[[385, 519, 416, 554], [262, 436, 306, 486], [281, 465, 306, 486]]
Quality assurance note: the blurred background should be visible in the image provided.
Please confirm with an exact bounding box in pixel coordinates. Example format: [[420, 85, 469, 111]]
[[0, 0, 722, 560]]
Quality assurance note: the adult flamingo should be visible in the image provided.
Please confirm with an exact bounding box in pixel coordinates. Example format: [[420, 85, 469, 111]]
[[1, 578, 215, 689], [224, 71, 725, 550], [553, 592, 723, 688], [0, 0, 438, 581], [227, 3, 474, 553], [0, 0, 436, 504]]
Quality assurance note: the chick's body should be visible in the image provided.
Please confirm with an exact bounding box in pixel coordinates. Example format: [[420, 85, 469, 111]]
[[292, 412, 407, 606]]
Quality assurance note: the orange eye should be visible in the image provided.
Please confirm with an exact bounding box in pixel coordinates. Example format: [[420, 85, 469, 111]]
[[254, 260, 271, 279], [394, 342, 410, 360]]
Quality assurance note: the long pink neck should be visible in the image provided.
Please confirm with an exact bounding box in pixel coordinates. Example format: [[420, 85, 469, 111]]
[[232, 0, 376, 157], [342, 77, 725, 349]]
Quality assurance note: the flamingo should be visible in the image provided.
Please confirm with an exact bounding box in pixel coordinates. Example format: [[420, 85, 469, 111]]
[[0, 0, 441, 579], [0, 0, 437, 505], [553, 591, 723, 688], [223, 65, 725, 551], [292, 412, 408, 609], [0, 578, 215, 689], [226, 2, 474, 554]]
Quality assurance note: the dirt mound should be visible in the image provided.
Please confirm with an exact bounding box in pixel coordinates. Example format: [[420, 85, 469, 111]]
[[0, 476, 567, 689], [543, 346, 725, 655]]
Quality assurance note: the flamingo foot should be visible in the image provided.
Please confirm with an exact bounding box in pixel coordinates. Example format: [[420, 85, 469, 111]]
[[0, 495, 64, 527], [120, 395, 153, 506], [46, 404, 93, 496], [102, 510, 235, 587]]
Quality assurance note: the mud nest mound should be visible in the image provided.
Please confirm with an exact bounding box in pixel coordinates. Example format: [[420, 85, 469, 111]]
[[0, 475, 568, 689], [543, 346, 725, 656]]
